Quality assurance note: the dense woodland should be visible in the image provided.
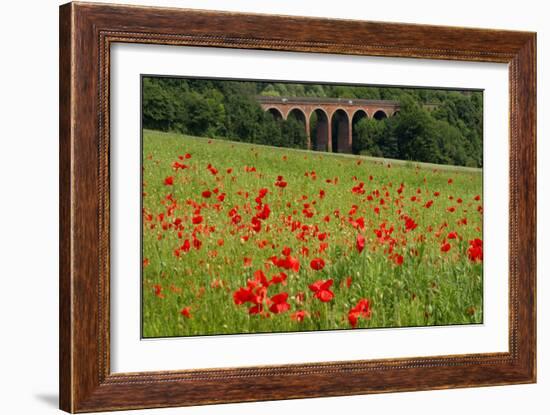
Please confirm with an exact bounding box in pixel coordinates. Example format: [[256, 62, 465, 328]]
[[142, 77, 483, 167]]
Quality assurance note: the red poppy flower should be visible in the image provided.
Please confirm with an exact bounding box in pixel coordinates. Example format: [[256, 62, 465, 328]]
[[393, 254, 404, 265], [202, 190, 212, 198], [233, 282, 267, 312], [153, 284, 164, 299], [248, 304, 263, 315], [233, 287, 253, 305], [356, 233, 366, 253], [192, 215, 203, 224], [354, 217, 365, 230], [309, 279, 334, 302], [192, 238, 202, 250], [250, 217, 261, 232], [348, 298, 372, 328], [172, 161, 188, 171], [447, 231, 458, 239], [181, 239, 191, 252], [310, 257, 326, 271], [467, 238, 483, 262], [257, 204, 271, 220], [207, 164, 218, 175], [290, 310, 308, 322], [404, 217, 418, 232], [270, 272, 288, 285], [251, 287, 268, 305], [252, 269, 269, 287], [269, 292, 290, 314], [163, 176, 174, 186], [352, 183, 365, 194], [441, 242, 451, 253], [318, 242, 328, 253], [285, 255, 301, 273], [180, 307, 192, 318], [272, 253, 300, 273]]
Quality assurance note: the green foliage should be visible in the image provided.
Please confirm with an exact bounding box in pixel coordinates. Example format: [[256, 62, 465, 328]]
[[142, 77, 483, 167], [353, 118, 385, 157], [142, 78, 185, 132], [282, 115, 308, 148]]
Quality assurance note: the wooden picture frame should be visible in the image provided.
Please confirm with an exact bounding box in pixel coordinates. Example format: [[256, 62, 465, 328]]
[[59, 2, 536, 412]]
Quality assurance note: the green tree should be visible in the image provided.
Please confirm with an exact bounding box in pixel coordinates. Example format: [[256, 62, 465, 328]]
[[353, 118, 384, 156], [281, 116, 308, 149]]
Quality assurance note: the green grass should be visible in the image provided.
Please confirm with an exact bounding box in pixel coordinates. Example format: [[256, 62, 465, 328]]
[[142, 129, 483, 338]]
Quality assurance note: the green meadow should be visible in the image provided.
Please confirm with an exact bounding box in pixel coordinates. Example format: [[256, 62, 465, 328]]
[[142, 129, 483, 338]]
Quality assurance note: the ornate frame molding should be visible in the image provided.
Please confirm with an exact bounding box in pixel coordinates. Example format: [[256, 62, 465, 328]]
[[60, 2, 536, 412]]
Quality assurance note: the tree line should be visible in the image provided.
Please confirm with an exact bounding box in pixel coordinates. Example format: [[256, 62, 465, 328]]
[[142, 77, 483, 167]]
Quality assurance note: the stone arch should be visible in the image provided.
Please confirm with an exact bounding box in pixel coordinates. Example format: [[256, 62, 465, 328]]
[[352, 108, 370, 120], [287, 107, 307, 124], [351, 109, 369, 153], [309, 108, 330, 152], [287, 107, 310, 149], [331, 109, 351, 153], [392, 110, 400, 117], [266, 107, 283, 121], [373, 109, 388, 120]]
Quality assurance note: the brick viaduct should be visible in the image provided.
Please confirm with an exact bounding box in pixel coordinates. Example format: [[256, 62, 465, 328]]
[[258, 96, 400, 153]]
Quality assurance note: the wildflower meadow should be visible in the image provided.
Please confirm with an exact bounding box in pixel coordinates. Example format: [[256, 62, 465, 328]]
[[142, 129, 483, 338]]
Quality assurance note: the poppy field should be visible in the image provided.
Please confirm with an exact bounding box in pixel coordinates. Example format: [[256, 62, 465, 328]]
[[142, 129, 483, 338]]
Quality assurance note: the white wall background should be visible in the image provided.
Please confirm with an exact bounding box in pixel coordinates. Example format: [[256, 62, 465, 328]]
[[0, 1, 546, 414]]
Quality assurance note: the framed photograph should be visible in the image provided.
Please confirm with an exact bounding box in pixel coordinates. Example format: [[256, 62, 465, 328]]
[[59, 2, 536, 412]]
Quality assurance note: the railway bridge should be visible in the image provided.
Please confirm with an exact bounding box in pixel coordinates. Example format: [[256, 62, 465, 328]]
[[257, 96, 400, 153]]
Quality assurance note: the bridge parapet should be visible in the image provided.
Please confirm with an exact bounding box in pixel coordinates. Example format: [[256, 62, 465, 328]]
[[257, 96, 400, 107]]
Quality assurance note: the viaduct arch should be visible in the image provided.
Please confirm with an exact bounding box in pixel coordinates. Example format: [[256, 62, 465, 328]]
[[258, 96, 400, 153]]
